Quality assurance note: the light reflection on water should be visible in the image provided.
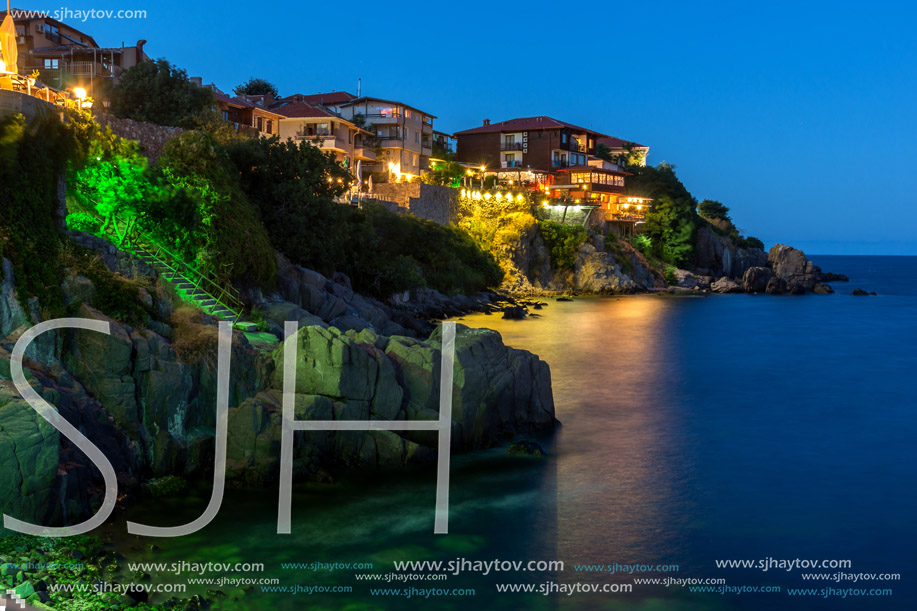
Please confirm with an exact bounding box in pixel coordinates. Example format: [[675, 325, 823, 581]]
[[108, 285, 916, 610]]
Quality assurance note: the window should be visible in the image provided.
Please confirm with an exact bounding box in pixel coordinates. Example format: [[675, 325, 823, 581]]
[[415, 130, 419, 143], [43, 58, 59, 69], [266, 120, 273, 135], [561, 133, 567, 143], [506, 153, 516, 162], [255, 117, 264, 131], [405, 109, 412, 119], [505, 135, 515, 146], [221, 111, 229, 121]]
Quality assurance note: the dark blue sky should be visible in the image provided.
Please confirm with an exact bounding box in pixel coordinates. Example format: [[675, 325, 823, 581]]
[[66, 0, 916, 254]]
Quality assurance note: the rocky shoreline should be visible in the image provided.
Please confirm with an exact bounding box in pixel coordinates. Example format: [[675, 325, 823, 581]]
[[1, 233, 558, 532]]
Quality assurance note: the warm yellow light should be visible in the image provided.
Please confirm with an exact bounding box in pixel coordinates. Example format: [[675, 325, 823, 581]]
[[484, 192, 492, 201], [461, 189, 467, 197], [516, 194, 525, 202], [73, 87, 87, 100], [541, 200, 548, 206], [0, 60, 6, 73], [495, 192, 503, 200], [480, 165, 486, 171], [466, 169, 473, 175], [637, 205, 643, 211]]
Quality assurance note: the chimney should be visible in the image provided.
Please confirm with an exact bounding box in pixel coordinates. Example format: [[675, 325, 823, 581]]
[[136, 39, 147, 60], [483, 119, 490, 126]]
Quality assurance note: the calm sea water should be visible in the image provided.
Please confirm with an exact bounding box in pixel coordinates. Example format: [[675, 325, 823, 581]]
[[110, 255, 917, 610]]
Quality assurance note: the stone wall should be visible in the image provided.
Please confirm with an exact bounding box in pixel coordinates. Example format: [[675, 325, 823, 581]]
[[369, 183, 460, 225], [0, 89, 64, 121], [92, 111, 185, 162]]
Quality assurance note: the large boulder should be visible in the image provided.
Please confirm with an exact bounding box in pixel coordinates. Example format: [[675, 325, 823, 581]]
[[711, 277, 743, 294], [765, 277, 787, 295], [573, 244, 638, 294], [768, 244, 821, 291], [0, 385, 60, 527], [742, 266, 774, 293]]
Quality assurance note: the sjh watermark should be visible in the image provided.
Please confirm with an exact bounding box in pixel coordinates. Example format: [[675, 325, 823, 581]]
[[9, 8, 148, 22], [6, 319, 458, 538]]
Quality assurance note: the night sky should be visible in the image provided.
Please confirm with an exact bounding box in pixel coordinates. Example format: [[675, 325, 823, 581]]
[[54, 0, 917, 254]]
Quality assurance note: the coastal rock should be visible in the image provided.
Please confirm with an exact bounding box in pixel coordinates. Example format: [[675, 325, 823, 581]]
[[765, 277, 787, 295], [813, 283, 835, 294], [711, 277, 743, 294], [0, 385, 60, 527], [851, 288, 876, 296], [673, 269, 697, 289], [742, 266, 774, 293], [508, 440, 549, 457], [573, 244, 638, 294], [768, 244, 821, 291], [819, 271, 849, 283], [693, 224, 767, 279]]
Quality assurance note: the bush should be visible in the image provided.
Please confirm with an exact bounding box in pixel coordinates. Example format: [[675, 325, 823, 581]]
[[737, 235, 764, 250], [665, 265, 678, 286], [697, 199, 731, 221], [0, 113, 81, 316], [538, 222, 587, 271], [158, 131, 277, 287], [65, 212, 100, 233], [170, 306, 219, 363], [111, 59, 215, 127]]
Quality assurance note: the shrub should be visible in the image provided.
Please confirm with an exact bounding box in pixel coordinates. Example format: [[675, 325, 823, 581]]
[[738, 235, 765, 250], [65, 212, 100, 233], [158, 131, 277, 287], [665, 265, 678, 286], [697, 199, 731, 221], [170, 306, 219, 364], [538, 222, 587, 271], [110, 59, 215, 127]]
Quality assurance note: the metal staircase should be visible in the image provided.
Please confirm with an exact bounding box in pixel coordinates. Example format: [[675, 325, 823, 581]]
[[100, 214, 251, 328]]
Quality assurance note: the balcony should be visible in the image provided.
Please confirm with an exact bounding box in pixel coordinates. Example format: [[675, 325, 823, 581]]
[[552, 160, 570, 168], [354, 143, 377, 161], [501, 142, 524, 151], [501, 160, 523, 168], [565, 141, 587, 153], [295, 133, 347, 152], [373, 130, 403, 143]]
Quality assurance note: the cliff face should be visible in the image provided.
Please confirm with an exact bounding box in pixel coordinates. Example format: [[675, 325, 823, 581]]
[[693, 224, 768, 279], [0, 242, 557, 527]]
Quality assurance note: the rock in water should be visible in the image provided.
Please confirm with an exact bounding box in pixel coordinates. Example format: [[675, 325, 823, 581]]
[[508, 440, 549, 457], [851, 288, 876, 296], [502, 306, 527, 319], [742, 266, 774, 293], [813, 283, 834, 294], [765, 277, 787, 295], [767, 244, 821, 292], [711, 277, 743, 293]]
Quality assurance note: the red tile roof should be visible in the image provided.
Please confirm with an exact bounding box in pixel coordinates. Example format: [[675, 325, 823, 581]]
[[598, 136, 647, 149], [454, 116, 608, 137], [280, 92, 357, 106], [270, 102, 338, 119]]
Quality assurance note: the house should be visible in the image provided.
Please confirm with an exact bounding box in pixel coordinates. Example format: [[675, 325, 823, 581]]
[[454, 116, 608, 173], [271, 101, 375, 173], [0, 7, 147, 93], [597, 136, 650, 167], [279, 92, 435, 179], [432, 130, 454, 156], [212, 89, 284, 137]]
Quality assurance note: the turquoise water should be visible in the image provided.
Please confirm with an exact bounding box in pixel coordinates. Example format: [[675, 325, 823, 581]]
[[108, 255, 917, 610]]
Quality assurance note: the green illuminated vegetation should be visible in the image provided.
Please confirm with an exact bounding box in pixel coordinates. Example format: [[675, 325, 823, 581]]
[[538, 222, 588, 271]]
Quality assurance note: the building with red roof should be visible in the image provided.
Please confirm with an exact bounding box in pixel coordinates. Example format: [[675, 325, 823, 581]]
[[271, 101, 375, 171], [454, 116, 608, 174]]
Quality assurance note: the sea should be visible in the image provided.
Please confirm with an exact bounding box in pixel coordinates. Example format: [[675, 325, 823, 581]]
[[109, 255, 917, 610]]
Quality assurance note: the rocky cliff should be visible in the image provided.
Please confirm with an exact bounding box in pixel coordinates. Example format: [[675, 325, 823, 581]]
[[0, 238, 557, 527]]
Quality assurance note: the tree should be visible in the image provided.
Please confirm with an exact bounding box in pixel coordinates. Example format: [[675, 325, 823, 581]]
[[697, 199, 731, 221], [110, 59, 214, 127], [233, 77, 279, 98], [70, 125, 152, 245], [643, 195, 698, 268]]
